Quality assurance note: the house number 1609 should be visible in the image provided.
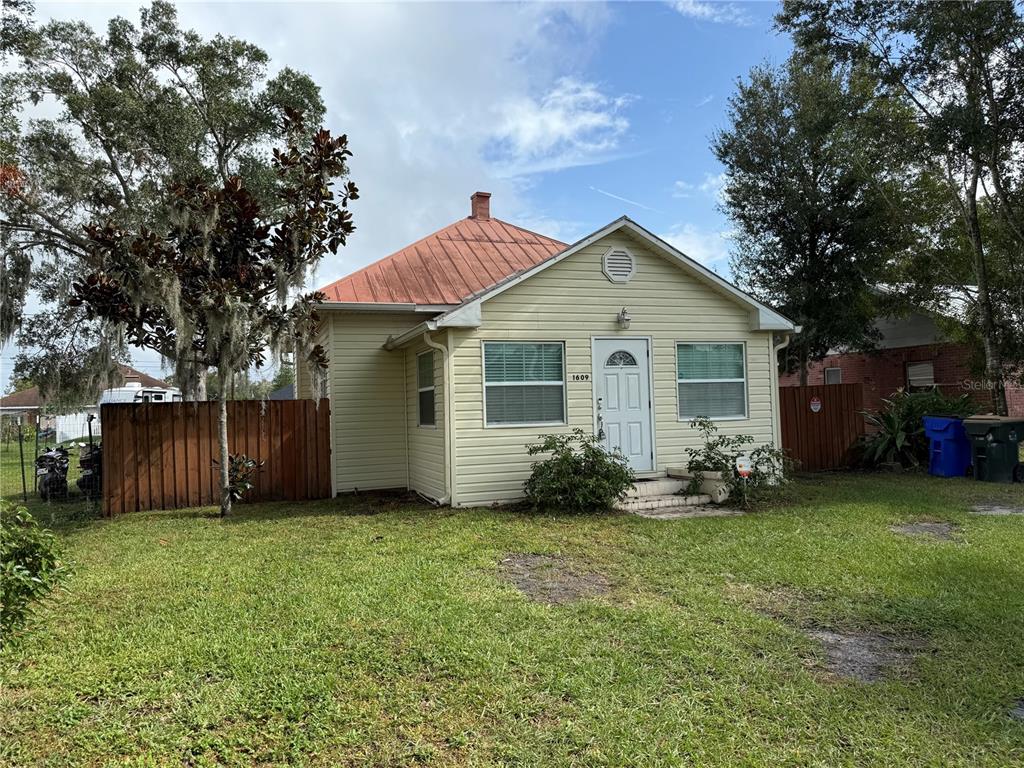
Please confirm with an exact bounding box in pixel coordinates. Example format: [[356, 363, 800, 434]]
[[570, 373, 591, 382]]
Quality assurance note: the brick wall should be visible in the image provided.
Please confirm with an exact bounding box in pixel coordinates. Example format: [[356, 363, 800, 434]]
[[1007, 381, 1024, 417], [779, 342, 1010, 415]]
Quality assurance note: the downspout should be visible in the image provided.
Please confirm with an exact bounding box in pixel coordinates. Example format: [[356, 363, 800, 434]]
[[771, 327, 800, 450], [423, 330, 454, 506], [403, 348, 410, 491]]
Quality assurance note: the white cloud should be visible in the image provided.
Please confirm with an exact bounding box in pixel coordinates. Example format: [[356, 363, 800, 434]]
[[33, 2, 623, 291], [695, 93, 714, 107], [672, 180, 696, 198], [669, 0, 752, 26], [699, 171, 727, 200], [672, 171, 727, 202], [659, 223, 734, 274], [488, 78, 631, 176]]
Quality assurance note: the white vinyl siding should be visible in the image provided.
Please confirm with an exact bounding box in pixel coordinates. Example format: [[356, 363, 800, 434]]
[[325, 311, 419, 492], [448, 232, 778, 507], [676, 343, 747, 420], [406, 342, 446, 500], [483, 342, 565, 427], [417, 350, 436, 427]]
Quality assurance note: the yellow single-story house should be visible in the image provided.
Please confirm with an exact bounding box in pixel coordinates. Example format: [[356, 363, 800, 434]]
[[297, 192, 796, 508]]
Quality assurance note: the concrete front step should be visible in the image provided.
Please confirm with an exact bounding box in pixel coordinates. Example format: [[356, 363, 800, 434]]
[[616, 492, 712, 512], [631, 505, 743, 520], [625, 478, 686, 498]]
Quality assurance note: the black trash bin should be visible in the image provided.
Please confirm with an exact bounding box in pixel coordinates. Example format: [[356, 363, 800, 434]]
[[963, 416, 1024, 483]]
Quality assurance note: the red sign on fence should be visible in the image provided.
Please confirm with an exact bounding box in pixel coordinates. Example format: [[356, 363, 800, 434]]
[[810, 396, 822, 413]]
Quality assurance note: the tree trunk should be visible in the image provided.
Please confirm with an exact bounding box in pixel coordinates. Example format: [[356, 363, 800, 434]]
[[964, 163, 1008, 415], [218, 391, 231, 517], [799, 346, 809, 387], [196, 370, 208, 401]]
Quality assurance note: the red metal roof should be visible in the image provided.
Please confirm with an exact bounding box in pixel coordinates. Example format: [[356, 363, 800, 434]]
[[318, 215, 567, 305]]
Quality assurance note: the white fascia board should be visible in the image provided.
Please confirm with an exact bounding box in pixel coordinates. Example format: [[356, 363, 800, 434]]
[[318, 301, 457, 313], [434, 301, 481, 328], [429, 216, 796, 332], [616, 219, 795, 331], [383, 301, 483, 350], [383, 321, 430, 350]]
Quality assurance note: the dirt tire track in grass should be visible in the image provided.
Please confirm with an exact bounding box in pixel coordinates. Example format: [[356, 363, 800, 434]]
[[889, 521, 958, 541], [726, 582, 926, 683], [498, 553, 610, 605]]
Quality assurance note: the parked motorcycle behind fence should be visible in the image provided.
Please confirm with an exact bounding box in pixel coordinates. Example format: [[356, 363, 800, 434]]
[[35, 446, 69, 500], [77, 442, 102, 500]]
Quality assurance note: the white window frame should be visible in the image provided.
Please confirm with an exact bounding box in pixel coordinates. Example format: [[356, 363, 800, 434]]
[[417, 350, 436, 428], [675, 341, 749, 422], [824, 367, 842, 385], [481, 340, 568, 429], [906, 360, 935, 391]]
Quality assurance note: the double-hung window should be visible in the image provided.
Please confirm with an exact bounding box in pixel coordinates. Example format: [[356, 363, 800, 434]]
[[483, 342, 565, 426], [417, 350, 436, 426], [906, 361, 935, 392], [676, 343, 747, 420]]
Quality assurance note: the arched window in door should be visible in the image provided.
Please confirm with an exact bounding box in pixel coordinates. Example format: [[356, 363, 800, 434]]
[[605, 350, 638, 367]]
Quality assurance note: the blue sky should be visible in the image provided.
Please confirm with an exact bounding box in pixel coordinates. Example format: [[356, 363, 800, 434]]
[[2, 1, 792, 391]]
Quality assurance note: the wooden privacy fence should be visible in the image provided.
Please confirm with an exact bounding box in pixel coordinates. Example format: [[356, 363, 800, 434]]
[[101, 399, 331, 515], [779, 384, 866, 472]]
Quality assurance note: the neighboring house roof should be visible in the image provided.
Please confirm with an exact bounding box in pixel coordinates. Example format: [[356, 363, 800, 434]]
[[0, 387, 39, 410], [269, 383, 295, 400], [318, 192, 566, 306], [0, 365, 169, 410], [118, 365, 171, 389]]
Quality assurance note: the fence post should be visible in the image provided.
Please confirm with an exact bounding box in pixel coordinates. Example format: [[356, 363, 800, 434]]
[[18, 421, 28, 502]]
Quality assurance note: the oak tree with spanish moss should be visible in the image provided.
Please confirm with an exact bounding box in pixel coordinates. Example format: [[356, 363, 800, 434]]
[[72, 109, 357, 516]]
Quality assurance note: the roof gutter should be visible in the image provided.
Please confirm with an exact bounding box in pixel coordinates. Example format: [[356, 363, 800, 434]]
[[383, 303, 483, 351], [384, 320, 434, 350], [318, 301, 457, 313]]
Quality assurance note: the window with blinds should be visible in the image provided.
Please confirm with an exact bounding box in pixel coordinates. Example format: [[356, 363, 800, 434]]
[[676, 343, 747, 419], [906, 361, 934, 391], [483, 342, 566, 426], [417, 350, 436, 426]]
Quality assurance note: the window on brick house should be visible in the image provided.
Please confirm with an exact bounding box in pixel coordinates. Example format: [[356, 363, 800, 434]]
[[906, 361, 935, 392], [824, 367, 842, 385]]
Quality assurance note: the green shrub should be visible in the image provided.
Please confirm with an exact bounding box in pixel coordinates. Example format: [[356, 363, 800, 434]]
[[685, 417, 792, 509], [1, 501, 68, 648], [860, 389, 977, 468], [524, 429, 635, 513], [212, 453, 265, 502]]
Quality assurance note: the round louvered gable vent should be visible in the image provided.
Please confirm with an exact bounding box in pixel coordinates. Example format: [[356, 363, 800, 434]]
[[602, 248, 635, 283]]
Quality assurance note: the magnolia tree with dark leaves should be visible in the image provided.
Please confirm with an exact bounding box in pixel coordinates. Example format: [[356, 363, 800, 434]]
[[72, 109, 357, 516], [1, 1, 325, 403]]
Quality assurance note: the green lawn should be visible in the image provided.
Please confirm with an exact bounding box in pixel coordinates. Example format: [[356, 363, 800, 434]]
[[2, 474, 1024, 766]]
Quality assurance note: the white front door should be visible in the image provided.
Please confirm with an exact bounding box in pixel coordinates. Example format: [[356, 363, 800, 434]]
[[593, 338, 653, 472]]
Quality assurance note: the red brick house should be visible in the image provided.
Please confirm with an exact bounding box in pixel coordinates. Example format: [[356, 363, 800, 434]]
[[780, 309, 1024, 416]]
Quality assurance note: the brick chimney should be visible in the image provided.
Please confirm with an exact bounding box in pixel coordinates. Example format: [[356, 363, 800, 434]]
[[470, 191, 491, 220]]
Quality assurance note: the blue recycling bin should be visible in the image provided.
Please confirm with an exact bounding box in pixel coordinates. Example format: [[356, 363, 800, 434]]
[[922, 416, 972, 478]]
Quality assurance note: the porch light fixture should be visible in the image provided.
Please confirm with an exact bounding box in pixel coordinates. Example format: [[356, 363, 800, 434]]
[[617, 307, 631, 330]]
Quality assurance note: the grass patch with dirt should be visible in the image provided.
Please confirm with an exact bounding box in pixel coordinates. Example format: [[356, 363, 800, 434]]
[[2, 472, 1024, 766]]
